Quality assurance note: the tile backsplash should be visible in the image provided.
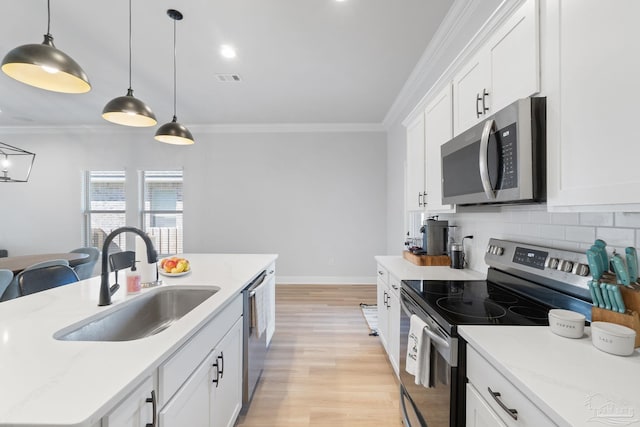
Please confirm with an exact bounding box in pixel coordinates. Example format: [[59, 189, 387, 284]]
[[409, 206, 640, 272]]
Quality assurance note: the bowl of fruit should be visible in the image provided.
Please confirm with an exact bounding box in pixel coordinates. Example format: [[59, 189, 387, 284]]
[[159, 256, 191, 277]]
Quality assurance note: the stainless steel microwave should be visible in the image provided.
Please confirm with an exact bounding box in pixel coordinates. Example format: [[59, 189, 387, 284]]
[[441, 97, 546, 206]]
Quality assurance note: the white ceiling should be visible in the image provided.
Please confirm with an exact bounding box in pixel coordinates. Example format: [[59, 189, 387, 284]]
[[0, 0, 453, 128]]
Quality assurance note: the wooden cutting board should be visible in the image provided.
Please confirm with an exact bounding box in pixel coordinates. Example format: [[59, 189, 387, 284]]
[[403, 250, 451, 266]]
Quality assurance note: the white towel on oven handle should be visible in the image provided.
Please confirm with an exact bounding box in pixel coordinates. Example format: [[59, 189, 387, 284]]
[[405, 314, 431, 387]]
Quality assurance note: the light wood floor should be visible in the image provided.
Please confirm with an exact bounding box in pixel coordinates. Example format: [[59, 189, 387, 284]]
[[236, 284, 403, 427]]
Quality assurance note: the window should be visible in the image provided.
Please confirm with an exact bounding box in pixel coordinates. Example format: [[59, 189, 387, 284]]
[[141, 171, 183, 256], [84, 171, 127, 251]]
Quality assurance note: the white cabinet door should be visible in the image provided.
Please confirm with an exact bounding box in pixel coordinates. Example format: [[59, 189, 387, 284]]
[[104, 376, 155, 427], [453, 51, 490, 135], [487, 0, 540, 114], [386, 280, 401, 377], [466, 384, 508, 427], [424, 84, 455, 213], [406, 112, 426, 211], [159, 353, 213, 427], [453, 0, 539, 136], [376, 276, 389, 353], [211, 318, 243, 427], [546, 0, 640, 210]]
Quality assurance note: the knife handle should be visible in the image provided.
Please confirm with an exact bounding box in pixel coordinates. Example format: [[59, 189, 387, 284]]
[[586, 249, 603, 280], [625, 247, 638, 282], [609, 284, 626, 313], [587, 280, 600, 307], [590, 281, 604, 308], [611, 254, 631, 287], [599, 282, 612, 310]]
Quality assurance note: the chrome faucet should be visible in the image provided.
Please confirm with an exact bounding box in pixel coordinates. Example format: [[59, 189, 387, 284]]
[[99, 226, 158, 306]]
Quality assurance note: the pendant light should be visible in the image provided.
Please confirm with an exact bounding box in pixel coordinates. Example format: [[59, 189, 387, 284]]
[[155, 9, 194, 145], [102, 0, 156, 127], [1, 0, 91, 94], [0, 142, 36, 183]]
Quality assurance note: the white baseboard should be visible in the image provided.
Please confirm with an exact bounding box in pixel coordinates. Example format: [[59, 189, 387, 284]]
[[276, 276, 376, 285]]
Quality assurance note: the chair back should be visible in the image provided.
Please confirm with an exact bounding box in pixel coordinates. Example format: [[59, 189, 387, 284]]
[[17, 265, 79, 296], [0, 269, 14, 301], [0, 259, 71, 301], [70, 247, 100, 280]]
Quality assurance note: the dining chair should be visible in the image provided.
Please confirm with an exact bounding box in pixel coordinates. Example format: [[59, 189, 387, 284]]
[[70, 247, 100, 280], [0, 259, 71, 301], [0, 269, 14, 301], [17, 265, 79, 296], [109, 250, 136, 285]]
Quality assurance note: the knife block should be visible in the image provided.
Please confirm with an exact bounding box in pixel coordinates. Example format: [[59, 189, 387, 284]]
[[591, 285, 640, 348]]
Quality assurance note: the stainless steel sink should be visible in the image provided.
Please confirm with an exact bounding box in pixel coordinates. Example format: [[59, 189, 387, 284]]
[[55, 286, 219, 342]]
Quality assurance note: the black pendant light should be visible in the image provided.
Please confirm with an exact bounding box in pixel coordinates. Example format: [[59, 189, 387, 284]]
[[155, 9, 194, 145], [102, 0, 156, 127], [1, 0, 91, 94]]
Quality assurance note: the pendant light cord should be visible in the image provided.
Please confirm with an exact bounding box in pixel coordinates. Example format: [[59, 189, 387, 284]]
[[128, 0, 133, 91], [172, 17, 177, 119], [46, 0, 51, 35]]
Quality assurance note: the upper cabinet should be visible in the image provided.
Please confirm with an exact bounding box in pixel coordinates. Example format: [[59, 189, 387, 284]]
[[406, 112, 426, 211], [545, 0, 640, 210], [453, 0, 540, 136], [424, 84, 455, 213]]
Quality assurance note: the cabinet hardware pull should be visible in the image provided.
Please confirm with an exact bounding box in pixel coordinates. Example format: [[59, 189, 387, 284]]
[[268, 269, 274, 275], [378, 270, 384, 276], [383, 291, 388, 307], [422, 191, 428, 206], [212, 360, 220, 386], [488, 387, 518, 420], [482, 89, 490, 113], [476, 93, 482, 118], [145, 390, 157, 427], [218, 352, 224, 379], [418, 192, 423, 207]]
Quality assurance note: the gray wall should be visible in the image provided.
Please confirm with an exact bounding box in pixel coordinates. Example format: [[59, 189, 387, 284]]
[[0, 128, 386, 283]]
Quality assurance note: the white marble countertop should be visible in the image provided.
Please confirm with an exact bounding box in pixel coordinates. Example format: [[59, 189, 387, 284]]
[[460, 325, 640, 427], [375, 255, 486, 281], [0, 253, 277, 427]]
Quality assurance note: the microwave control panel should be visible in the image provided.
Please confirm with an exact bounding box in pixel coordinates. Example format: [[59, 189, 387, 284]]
[[495, 122, 518, 189]]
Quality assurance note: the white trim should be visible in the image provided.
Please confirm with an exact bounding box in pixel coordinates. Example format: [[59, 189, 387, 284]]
[[276, 276, 376, 285], [0, 122, 384, 135], [387, 0, 527, 129]]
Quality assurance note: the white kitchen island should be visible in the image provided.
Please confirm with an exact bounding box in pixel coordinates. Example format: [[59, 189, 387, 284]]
[[0, 253, 277, 427]]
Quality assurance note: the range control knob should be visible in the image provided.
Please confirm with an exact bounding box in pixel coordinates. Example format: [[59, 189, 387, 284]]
[[574, 263, 590, 276], [545, 257, 560, 269], [486, 245, 494, 253], [494, 246, 504, 256], [557, 260, 574, 272]]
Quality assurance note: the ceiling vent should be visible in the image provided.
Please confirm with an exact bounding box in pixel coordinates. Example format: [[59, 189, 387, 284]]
[[216, 74, 242, 82]]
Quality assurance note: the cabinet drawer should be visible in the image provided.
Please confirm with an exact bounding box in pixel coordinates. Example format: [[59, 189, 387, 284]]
[[467, 346, 556, 427], [158, 295, 242, 407], [376, 265, 389, 285]]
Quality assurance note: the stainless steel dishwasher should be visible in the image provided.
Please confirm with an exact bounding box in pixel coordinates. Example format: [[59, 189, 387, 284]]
[[241, 270, 268, 411]]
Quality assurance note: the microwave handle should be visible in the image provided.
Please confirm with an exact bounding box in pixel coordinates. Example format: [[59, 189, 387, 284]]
[[479, 119, 496, 200]]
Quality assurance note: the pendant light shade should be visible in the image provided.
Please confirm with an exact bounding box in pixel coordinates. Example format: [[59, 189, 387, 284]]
[[155, 9, 194, 145], [1, 2, 91, 94], [102, 0, 156, 127]]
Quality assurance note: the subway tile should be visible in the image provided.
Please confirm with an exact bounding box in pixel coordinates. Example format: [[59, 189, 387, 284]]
[[550, 213, 580, 225], [615, 212, 640, 228], [596, 227, 635, 247], [529, 211, 551, 225], [564, 226, 596, 243], [579, 213, 614, 227], [540, 224, 565, 240], [519, 224, 541, 237]]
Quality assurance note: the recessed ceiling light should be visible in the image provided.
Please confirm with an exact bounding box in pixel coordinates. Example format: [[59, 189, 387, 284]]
[[220, 45, 237, 59]]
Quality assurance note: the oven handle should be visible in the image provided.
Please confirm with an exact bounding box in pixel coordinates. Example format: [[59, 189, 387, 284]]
[[479, 118, 496, 200], [400, 294, 450, 350]]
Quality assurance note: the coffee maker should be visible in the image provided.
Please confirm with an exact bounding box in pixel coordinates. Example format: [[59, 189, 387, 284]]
[[420, 216, 448, 255]]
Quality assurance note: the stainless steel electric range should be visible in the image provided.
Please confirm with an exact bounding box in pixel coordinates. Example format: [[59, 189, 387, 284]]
[[399, 238, 593, 427]]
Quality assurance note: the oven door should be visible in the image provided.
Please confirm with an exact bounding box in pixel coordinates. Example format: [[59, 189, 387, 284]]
[[399, 290, 458, 427]]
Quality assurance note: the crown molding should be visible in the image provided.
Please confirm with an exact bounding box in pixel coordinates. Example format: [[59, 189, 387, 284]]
[[0, 122, 385, 136]]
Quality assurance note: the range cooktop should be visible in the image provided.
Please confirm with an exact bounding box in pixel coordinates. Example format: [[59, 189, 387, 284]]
[[401, 238, 594, 336]]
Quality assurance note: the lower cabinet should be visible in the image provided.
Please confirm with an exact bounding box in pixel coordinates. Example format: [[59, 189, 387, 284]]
[[160, 318, 243, 427], [376, 264, 401, 376], [103, 376, 156, 427], [466, 346, 556, 427]]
